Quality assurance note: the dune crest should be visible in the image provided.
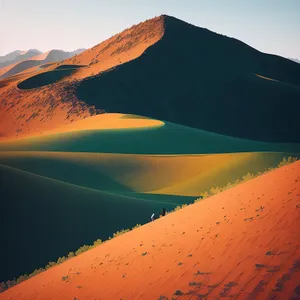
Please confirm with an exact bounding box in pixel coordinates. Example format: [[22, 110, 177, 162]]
[[1, 160, 299, 299]]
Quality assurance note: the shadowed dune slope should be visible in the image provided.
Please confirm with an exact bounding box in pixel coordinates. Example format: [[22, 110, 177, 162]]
[[17, 67, 80, 89], [1, 114, 300, 154], [2, 15, 300, 140], [76, 15, 300, 143], [0, 17, 165, 139], [0, 151, 295, 197], [0, 164, 180, 283], [2, 160, 300, 300]]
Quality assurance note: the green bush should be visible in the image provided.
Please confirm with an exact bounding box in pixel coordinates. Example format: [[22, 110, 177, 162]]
[[113, 229, 130, 238]]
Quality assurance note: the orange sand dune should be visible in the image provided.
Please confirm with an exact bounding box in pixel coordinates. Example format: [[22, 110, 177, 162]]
[[33, 113, 164, 136], [0, 113, 164, 141], [62, 16, 164, 80], [0, 17, 165, 139], [2, 160, 300, 300]]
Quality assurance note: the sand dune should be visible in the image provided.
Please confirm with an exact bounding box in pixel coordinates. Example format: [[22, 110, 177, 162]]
[[1, 16, 300, 140], [0, 164, 180, 284], [0, 151, 292, 196], [1, 159, 299, 299], [1, 114, 300, 155]]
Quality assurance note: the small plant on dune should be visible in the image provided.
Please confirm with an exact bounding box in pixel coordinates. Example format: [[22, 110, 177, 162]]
[[174, 290, 184, 296], [93, 239, 103, 246], [242, 172, 254, 182], [75, 245, 91, 256], [113, 228, 130, 238], [45, 262, 56, 270], [56, 256, 67, 264], [132, 224, 142, 229], [278, 156, 298, 167], [174, 205, 182, 211]]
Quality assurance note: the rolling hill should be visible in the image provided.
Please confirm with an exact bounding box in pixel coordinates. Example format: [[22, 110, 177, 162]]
[[0, 113, 299, 283], [1, 159, 299, 299], [75, 15, 300, 143], [0, 49, 41, 67], [1, 15, 300, 142]]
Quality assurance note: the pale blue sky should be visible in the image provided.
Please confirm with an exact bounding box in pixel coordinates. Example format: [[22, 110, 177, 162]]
[[0, 0, 299, 58]]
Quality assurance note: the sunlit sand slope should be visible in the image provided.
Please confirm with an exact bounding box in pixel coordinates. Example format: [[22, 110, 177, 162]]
[[1, 114, 300, 154], [2, 160, 300, 300]]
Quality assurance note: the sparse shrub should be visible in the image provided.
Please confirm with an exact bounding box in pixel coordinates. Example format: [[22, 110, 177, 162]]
[[75, 245, 91, 256], [45, 262, 56, 270], [16, 274, 28, 284], [174, 290, 184, 295], [278, 156, 298, 167], [132, 224, 141, 230], [93, 239, 102, 246], [113, 228, 130, 238], [57, 256, 67, 264], [242, 172, 254, 182]]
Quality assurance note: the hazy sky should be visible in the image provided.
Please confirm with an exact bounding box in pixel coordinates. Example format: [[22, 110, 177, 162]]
[[0, 0, 299, 58]]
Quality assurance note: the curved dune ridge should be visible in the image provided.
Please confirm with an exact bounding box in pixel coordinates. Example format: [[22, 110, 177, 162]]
[[1, 15, 300, 140], [0, 149, 297, 283], [0, 151, 293, 196], [0, 113, 165, 142], [1, 114, 300, 155], [1, 160, 299, 299], [39, 113, 165, 134], [0, 163, 183, 284], [0, 16, 165, 139]]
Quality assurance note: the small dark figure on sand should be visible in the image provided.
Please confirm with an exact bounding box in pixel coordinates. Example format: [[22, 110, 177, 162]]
[[161, 208, 166, 217]]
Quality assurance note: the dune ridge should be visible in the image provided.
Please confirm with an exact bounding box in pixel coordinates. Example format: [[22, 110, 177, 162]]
[[1, 15, 300, 140], [1, 159, 299, 299]]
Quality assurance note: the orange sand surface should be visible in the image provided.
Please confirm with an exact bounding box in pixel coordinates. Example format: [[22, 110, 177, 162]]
[[1, 161, 300, 300], [0, 17, 165, 139], [30, 113, 164, 136], [0, 113, 164, 141]]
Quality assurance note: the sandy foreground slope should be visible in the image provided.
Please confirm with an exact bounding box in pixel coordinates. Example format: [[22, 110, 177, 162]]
[[1, 161, 300, 300]]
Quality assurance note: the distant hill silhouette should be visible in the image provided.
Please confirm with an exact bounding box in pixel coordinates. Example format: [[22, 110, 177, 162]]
[[0, 49, 42, 68], [0, 50, 23, 63], [76, 15, 300, 143], [0, 49, 86, 79]]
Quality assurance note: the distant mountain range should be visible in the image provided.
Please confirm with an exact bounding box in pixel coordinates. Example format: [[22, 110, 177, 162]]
[[0, 49, 42, 67], [0, 49, 86, 79]]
